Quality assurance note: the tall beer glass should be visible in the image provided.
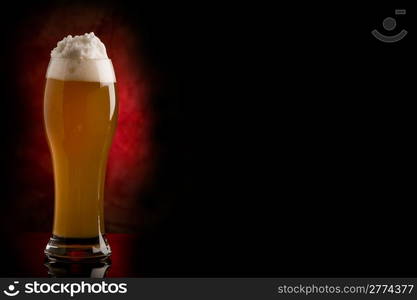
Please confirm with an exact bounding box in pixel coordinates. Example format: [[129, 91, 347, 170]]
[[43, 57, 118, 260]]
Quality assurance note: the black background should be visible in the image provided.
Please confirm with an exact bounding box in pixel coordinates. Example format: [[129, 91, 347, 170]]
[[0, 1, 415, 276]]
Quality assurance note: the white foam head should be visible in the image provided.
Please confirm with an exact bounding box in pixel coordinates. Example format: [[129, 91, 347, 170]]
[[47, 32, 116, 83]]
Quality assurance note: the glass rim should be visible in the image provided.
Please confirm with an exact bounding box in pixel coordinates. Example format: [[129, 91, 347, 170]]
[[49, 57, 113, 62]]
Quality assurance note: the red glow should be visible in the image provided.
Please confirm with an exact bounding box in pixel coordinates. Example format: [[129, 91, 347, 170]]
[[14, 5, 153, 233]]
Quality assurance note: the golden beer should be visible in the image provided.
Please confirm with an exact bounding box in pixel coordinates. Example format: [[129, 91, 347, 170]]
[[43, 53, 117, 260], [44, 78, 118, 238]]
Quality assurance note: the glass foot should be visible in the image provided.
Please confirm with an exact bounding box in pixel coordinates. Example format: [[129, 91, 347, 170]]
[[44, 234, 111, 261], [44, 258, 111, 277]]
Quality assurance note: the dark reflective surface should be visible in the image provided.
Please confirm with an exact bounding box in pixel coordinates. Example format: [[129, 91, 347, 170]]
[[44, 258, 111, 278]]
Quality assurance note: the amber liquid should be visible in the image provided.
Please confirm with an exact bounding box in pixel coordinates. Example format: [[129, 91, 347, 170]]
[[44, 78, 118, 238]]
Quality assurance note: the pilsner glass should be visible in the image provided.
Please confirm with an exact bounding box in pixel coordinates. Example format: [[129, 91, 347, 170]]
[[43, 57, 118, 260]]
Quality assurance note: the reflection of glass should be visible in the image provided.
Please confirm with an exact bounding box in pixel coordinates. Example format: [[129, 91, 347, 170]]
[[44, 257, 111, 278], [43, 58, 118, 260]]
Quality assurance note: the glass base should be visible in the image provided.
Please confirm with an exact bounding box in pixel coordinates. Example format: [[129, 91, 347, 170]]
[[44, 258, 111, 277], [44, 234, 111, 261]]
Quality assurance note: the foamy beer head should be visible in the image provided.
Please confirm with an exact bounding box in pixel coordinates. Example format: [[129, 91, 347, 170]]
[[47, 32, 116, 82], [44, 33, 118, 240]]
